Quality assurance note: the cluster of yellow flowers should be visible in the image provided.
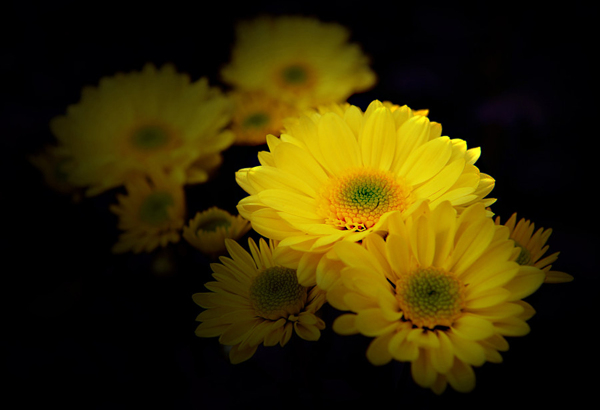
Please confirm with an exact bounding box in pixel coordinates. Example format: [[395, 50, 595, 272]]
[[222, 15, 376, 145], [30, 14, 573, 394]]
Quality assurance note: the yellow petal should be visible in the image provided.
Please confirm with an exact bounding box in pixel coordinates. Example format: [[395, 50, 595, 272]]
[[317, 112, 361, 174], [389, 326, 419, 362], [332, 313, 359, 335], [399, 137, 452, 186], [228, 343, 258, 364], [504, 265, 545, 301], [429, 331, 455, 374], [447, 331, 486, 366], [294, 321, 321, 341], [451, 314, 495, 341], [391, 115, 431, 174], [410, 213, 435, 267], [446, 359, 476, 393], [272, 141, 329, 192], [258, 189, 319, 220], [218, 319, 259, 346], [355, 308, 397, 337], [411, 349, 438, 388], [366, 332, 395, 366], [359, 106, 396, 170]]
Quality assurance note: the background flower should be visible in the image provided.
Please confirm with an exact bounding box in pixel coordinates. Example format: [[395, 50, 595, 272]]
[[495, 213, 573, 283], [227, 90, 300, 146], [183, 206, 251, 257], [221, 15, 376, 109], [50, 63, 234, 196], [110, 169, 186, 253]]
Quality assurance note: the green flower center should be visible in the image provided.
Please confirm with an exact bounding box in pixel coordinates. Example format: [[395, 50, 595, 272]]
[[139, 192, 174, 225], [395, 267, 465, 329], [249, 266, 308, 320], [132, 126, 169, 150], [242, 112, 270, 129], [513, 241, 532, 265], [322, 168, 411, 231], [281, 65, 308, 84], [197, 217, 231, 233]]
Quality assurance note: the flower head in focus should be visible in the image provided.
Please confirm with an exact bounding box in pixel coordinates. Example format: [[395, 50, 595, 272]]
[[50, 63, 234, 196], [183, 207, 251, 257], [193, 237, 326, 363], [110, 169, 186, 254], [236, 100, 496, 287], [495, 213, 573, 283], [221, 15, 376, 109], [327, 201, 545, 394]]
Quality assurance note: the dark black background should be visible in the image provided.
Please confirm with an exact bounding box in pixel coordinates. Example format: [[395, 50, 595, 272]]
[[3, 1, 596, 408]]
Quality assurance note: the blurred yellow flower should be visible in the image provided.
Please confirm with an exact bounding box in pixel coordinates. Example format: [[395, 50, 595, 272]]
[[228, 90, 300, 145], [183, 207, 251, 257], [236, 100, 496, 287], [327, 201, 545, 394], [193, 237, 326, 363], [50, 63, 234, 196], [110, 169, 185, 254], [495, 213, 573, 283], [221, 15, 376, 109], [29, 144, 81, 201]]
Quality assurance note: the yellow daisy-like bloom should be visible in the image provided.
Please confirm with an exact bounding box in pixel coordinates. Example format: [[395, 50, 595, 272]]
[[110, 169, 185, 254], [221, 15, 376, 109], [183, 207, 252, 257], [236, 100, 496, 287], [327, 201, 545, 394], [193, 237, 326, 364], [229, 90, 300, 145], [495, 213, 573, 283], [51, 63, 234, 196]]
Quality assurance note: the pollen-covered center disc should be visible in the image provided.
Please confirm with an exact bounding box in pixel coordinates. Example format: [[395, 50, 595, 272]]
[[249, 266, 308, 320], [395, 267, 465, 329], [320, 168, 412, 231]]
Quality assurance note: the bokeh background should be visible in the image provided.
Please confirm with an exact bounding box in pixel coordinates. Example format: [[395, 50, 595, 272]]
[[3, 1, 596, 408]]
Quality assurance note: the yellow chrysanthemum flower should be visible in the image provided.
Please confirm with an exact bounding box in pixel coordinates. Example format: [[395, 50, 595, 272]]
[[221, 15, 376, 109], [183, 207, 251, 257], [495, 213, 573, 283], [51, 63, 234, 196], [236, 100, 496, 287], [110, 169, 186, 254], [228, 90, 300, 145], [193, 237, 326, 364], [327, 201, 545, 394]]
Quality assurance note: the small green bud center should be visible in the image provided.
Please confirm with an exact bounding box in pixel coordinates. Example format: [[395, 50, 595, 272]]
[[242, 112, 270, 129], [132, 126, 169, 150], [249, 266, 307, 320], [282, 65, 308, 84], [513, 241, 532, 265], [197, 217, 231, 233]]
